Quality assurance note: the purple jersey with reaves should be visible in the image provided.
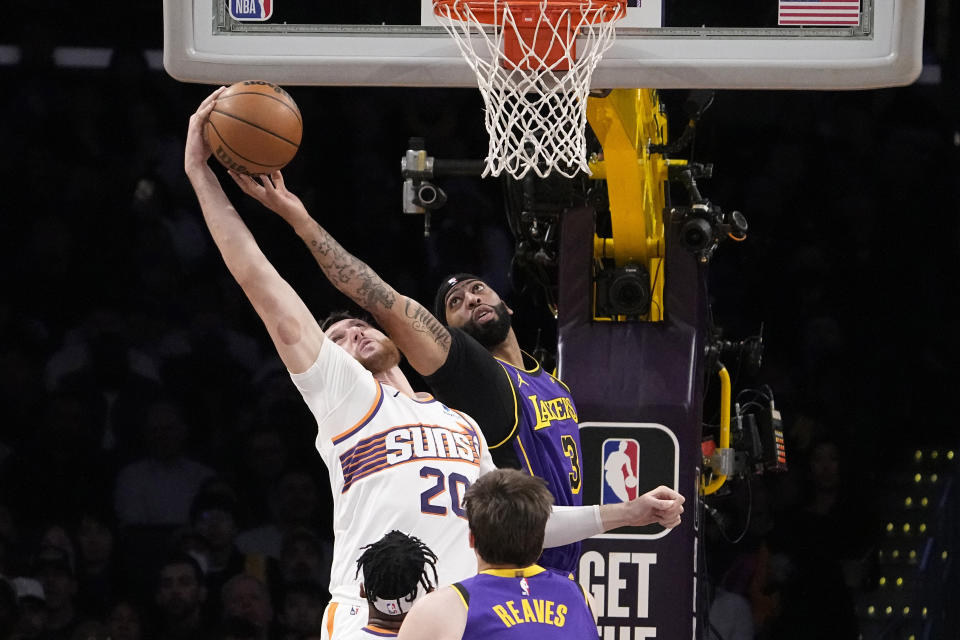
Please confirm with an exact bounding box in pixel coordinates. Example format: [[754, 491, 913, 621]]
[[452, 565, 596, 639]]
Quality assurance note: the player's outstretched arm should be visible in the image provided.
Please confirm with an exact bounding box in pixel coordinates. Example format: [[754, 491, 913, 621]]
[[229, 170, 451, 376], [396, 587, 467, 640], [184, 89, 323, 375], [600, 485, 685, 530], [542, 486, 684, 548]]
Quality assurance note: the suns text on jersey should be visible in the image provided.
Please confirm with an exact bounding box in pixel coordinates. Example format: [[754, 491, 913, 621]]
[[385, 425, 479, 464], [339, 424, 480, 493]]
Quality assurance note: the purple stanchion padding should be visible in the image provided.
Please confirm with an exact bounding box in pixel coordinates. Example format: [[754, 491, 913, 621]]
[[558, 205, 710, 640]]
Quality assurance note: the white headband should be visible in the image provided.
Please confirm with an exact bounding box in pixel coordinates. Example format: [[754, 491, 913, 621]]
[[372, 593, 417, 616]]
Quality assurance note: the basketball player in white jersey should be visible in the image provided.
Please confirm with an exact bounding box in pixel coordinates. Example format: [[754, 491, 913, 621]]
[[185, 88, 683, 640]]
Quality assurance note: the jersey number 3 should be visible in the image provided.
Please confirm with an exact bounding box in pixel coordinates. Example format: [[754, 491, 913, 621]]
[[561, 435, 582, 494], [420, 466, 470, 517]]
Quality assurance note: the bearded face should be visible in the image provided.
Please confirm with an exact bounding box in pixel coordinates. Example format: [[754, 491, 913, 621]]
[[459, 301, 512, 349]]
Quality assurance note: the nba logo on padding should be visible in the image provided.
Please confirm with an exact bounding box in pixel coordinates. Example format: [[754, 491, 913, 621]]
[[229, 0, 273, 21], [601, 438, 640, 504]]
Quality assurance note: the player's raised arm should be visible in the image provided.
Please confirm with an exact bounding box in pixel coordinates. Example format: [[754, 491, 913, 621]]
[[229, 170, 452, 376], [184, 88, 324, 375]]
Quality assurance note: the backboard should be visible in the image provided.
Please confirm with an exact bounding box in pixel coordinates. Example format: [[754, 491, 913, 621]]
[[163, 0, 923, 89]]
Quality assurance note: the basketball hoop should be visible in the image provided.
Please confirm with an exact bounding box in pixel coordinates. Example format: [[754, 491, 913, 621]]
[[433, 0, 626, 179]]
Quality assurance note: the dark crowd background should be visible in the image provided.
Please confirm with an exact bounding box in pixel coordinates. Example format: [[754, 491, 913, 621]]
[[0, 2, 958, 639]]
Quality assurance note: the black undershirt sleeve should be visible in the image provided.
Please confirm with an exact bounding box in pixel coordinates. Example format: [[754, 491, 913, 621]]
[[423, 328, 521, 468]]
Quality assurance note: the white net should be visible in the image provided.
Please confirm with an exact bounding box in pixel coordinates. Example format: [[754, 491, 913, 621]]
[[434, 0, 625, 179]]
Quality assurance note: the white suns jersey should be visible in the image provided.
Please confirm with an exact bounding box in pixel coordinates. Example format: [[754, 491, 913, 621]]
[[291, 339, 495, 603]]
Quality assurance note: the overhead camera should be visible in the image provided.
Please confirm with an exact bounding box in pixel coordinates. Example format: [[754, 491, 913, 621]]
[[667, 161, 747, 262], [672, 202, 748, 262], [705, 328, 765, 379], [595, 262, 652, 318], [400, 137, 485, 236], [403, 178, 447, 213], [401, 138, 447, 236]]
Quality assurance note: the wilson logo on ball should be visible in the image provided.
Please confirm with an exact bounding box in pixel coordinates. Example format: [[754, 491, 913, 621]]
[[204, 80, 302, 176]]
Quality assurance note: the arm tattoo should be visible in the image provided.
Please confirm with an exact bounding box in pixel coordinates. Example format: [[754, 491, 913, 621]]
[[306, 221, 396, 311], [404, 300, 451, 352]]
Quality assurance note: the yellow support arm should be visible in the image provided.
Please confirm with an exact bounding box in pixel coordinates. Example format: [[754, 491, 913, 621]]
[[586, 89, 668, 321]]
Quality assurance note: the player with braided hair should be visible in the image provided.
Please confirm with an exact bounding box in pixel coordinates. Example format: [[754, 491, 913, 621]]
[[355, 531, 439, 637]]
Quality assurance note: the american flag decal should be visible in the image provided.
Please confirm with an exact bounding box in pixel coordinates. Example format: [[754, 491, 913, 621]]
[[778, 0, 860, 26]]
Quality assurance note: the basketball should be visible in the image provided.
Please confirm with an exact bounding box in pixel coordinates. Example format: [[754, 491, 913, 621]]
[[204, 80, 303, 175]]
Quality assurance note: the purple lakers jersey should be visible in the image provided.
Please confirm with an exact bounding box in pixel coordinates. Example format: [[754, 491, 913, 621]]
[[452, 565, 597, 639], [497, 357, 583, 573]]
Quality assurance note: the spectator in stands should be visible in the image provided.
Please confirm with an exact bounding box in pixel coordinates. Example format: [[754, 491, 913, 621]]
[[276, 527, 332, 595], [34, 544, 80, 639], [74, 506, 121, 618], [153, 552, 211, 640], [768, 436, 871, 640], [42, 307, 163, 461], [235, 427, 290, 527], [114, 397, 215, 528], [237, 469, 329, 560], [277, 581, 327, 640], [10, 577, 47, 640], [189, 488, 268, 624], [220, 574, 273, 640], [106, 599, 146, 640]]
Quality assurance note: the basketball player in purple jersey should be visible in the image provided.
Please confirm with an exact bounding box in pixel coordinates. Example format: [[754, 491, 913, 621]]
[[398, 469, 599, 640], [222, 139, 686, 581], [429, 274, 584, 574]]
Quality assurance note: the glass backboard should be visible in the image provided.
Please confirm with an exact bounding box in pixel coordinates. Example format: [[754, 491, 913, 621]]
[[163, 0, 923, 89]]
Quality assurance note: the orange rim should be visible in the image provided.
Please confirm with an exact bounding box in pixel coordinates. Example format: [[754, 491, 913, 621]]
[[434, 0, 624, 69], [433, 0, 624, 26]]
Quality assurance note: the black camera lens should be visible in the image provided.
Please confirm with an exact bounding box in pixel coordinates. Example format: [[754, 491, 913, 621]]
[[681, 217, 713, 251], [595, 262, 651, 317], [417, 183, 439, 205], [609, 275, 651, 315]]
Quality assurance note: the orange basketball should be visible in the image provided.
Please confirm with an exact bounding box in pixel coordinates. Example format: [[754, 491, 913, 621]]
[[204, 80, 303, 175]]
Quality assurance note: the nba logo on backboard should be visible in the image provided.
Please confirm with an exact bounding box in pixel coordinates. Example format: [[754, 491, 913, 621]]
[[601, 438, 640, 504], [230, 0, 273, 21]]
